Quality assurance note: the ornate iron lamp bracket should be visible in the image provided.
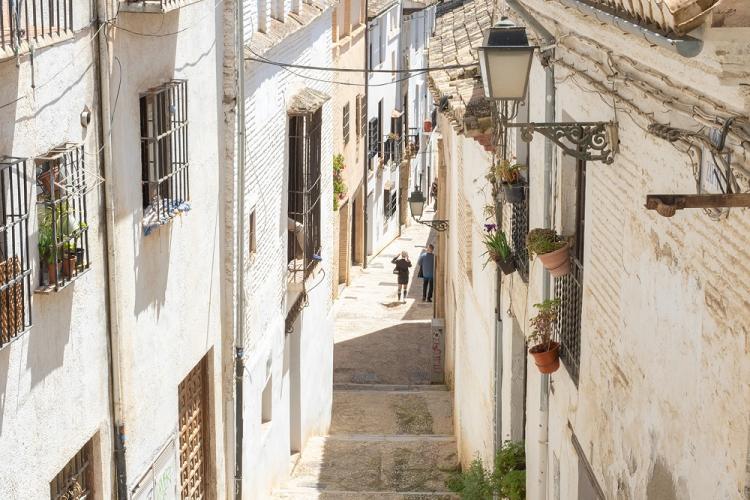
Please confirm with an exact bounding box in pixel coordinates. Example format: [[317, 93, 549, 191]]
[[505, 121, 618, 164], [412, 217, 449, 232]]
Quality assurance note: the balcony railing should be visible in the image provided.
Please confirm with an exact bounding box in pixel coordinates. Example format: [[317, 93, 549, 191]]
[[555, 257, 583, 385], [1, 0, 73, 55], [383, 135, 403, 166], [120, 0, 197, 14]]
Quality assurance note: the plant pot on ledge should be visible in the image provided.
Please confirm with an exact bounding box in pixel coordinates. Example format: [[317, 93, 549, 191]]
[[526, 228, 572, 278], [529, 341, 560, 374]]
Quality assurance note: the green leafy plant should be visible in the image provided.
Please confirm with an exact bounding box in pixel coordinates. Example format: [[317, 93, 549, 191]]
[[481, 224, 512, 267], [332, 154, 347, 210], [528, 298, 561, 352], [494, 159, 525, 184], [447, 442, 526, 500], [526, 228, 566, 256]]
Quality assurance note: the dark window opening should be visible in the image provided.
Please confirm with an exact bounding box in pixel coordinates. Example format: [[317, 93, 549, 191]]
[[343, 102, 350, 145], [555, 158, 586, 385], [0, 155, 32, 345], [383, 188, 397, 221], [368, 117, 379, 159], [50, 436, 94, 500], [35, 143, 91, 292], [288, 108, 322, 282], [140, 79, 190, 223]]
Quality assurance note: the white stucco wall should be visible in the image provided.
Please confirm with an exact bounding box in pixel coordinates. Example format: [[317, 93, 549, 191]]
[[105, 2, 227, 497], [0, 6, 114, 497], [240, 8, 335, 497]]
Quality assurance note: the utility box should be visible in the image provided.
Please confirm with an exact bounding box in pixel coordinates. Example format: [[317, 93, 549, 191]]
[[431, 318, 445, 384]]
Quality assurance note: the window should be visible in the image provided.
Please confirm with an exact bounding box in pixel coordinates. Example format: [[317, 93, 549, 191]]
[[342, 102, 350, 145], [1, 0, 73, 53], [35, 144, 90, 292], [288, 108, 322, 281], [249, 209, 256, 255], [140, 79, 190, 226], [179, 355, 209, 499], [368, 118, 379, 159], [383, 188, 396, 220], [0, 156, 32, 347], [356, 94, 366, 138], [510, 199, 529, 282], [50, 436, 94, 500], [555, 158, 586, 385]]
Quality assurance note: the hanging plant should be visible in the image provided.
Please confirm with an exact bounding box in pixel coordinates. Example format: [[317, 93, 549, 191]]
[[481, 224, 515, 275], [493, 159, 526, 203], [333, 154, 347, 211], [526, 228, 571, 277], [527, 298, 561, 374]]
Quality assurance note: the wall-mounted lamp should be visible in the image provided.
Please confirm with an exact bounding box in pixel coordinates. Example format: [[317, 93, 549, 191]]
[[408, 187, 449, 231]]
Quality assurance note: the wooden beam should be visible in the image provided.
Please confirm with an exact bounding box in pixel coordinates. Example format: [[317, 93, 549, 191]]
[[645, 194, 750, 217]]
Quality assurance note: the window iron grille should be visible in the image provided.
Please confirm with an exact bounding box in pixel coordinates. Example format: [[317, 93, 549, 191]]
[[383, 188, 397, 222], [368, 118, 380, 159], [35, 143, 91, 293], [0, 156, 32, 346], [343, 102, 350, 145], [555, 257, 583, 385], [1, 0, 73, 54], [407, 127, 420, 154], [140, 79, 190, 234], [356, 94, 366, 138], [288, 108, 322, 283], [510, 195, 529, 282], [382, 134, 403, 165], [50, 437, 94, 500]]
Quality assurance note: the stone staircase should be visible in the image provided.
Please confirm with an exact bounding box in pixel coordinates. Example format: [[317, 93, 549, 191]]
[[273, 386, 459, 499]]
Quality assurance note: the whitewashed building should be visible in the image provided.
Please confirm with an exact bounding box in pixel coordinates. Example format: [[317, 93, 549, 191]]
[[431, 0, 750, 498], [0, 0, 113, 497], [365, 0, 403, 256], [222, 0, 337, 495]]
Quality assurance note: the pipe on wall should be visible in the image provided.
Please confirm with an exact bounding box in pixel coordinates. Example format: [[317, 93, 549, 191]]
[[94, 0, 128, 495]]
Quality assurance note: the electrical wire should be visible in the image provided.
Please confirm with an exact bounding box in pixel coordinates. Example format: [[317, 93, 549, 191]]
[[244, 55, 477, 73]]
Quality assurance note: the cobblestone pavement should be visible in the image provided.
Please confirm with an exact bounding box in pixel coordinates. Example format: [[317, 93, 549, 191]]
[[273, 219, 459, 499]]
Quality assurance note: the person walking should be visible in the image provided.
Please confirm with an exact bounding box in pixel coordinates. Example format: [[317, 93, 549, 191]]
[[418, 244, 435, 302], [391, 251, 412, 302]]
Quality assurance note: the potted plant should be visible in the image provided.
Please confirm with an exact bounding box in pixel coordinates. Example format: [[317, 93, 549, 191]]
[[526, 228, 571, 277], [62, 241, 78, 278], [482, 224, 515, 275], [494, 160, 525, 203], [527, 299, 561, 374], [332, 154, 347, 210], [38, 215, 59, 285]]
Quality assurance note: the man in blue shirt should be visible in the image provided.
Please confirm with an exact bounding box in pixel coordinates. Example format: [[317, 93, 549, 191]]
[[417, 244, 435, 302]]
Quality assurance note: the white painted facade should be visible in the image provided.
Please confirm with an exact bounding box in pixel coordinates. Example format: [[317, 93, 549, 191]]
[[230, 0, 336, 496], [366, 0, 402, 256], [0, 2, 113, 497]]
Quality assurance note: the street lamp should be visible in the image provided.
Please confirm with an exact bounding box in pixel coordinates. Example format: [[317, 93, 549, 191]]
[[408, 187, 449, 232], [477, 19, 618, 164]]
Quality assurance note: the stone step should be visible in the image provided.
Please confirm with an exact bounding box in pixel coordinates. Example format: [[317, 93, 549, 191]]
[[331, 390, 453, 436], [273, 488, 458, 499], [283, 436, 459, 494]]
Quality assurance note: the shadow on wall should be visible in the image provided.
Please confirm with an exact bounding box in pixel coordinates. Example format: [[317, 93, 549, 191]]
[[132, 218, 172, 317], [27, 287, 75, 390], [0, 347, 9, 436], [0, 64, 20, 154]]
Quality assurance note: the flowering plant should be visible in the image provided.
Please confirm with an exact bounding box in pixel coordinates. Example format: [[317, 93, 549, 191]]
[[481, 224, 512, 267]]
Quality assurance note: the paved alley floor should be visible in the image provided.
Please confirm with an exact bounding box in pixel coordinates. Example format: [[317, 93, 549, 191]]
[[273, 219, 459, 499]]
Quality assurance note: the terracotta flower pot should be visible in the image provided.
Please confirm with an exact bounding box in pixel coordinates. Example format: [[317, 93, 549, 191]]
[[529, 341, 560, 374], [47, 262, 59, 285], [537, 243, 571, 277], [62, 255, 77, 278], [502, 183, 525, 204]]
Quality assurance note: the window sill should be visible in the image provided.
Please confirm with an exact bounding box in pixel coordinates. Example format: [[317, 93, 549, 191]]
[[0, 31, 75, 62], [118, 0, 204, 14], [34, 267, 90, 295], [142, 199, 191, 236]]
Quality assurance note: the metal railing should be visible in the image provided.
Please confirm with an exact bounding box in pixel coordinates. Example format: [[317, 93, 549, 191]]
[[1, 0, 73, 53], [555, 257, 583, 384], [510, 195, 529, 282], [383, 135, 403, 165], [407, 127, 420, 154]]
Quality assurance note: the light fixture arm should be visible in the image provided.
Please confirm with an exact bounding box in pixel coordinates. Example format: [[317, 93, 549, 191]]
[[504, 121, 618, 164], [411, 217, 449, 232]]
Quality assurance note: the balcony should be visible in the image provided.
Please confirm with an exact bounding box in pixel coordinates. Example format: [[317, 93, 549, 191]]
[[118, 0, 203, 14], [1, 0, 73, 60]]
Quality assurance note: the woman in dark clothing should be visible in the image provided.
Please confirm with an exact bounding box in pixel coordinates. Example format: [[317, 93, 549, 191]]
[[392, 251, 412, 302]]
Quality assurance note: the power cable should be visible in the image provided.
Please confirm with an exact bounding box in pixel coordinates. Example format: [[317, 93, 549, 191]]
[[245, 55, 477, 73]]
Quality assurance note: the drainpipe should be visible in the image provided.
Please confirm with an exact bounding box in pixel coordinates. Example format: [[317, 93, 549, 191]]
[[556, 0, 703, 58], [493, 199, 503, 455], [94, 3, 128, 497], [234, 0, 247, 495], [362, 8, 369, 269], [504, 2, 555, 497]]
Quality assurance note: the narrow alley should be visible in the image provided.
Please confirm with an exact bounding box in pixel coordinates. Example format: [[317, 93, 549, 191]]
[[274, 220, 459, 499]]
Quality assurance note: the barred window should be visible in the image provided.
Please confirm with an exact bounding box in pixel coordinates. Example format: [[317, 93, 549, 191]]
[[510, 197, 529, 282], [357, 94, 366, 138], [368, 118, 379, 159], [0, 156, 32, 346], [36, 144, 91, 292], [383, 188, 396, 220], [555, 158, 586, 385], [50, 437, 94, 500], [140, 79, 190, 227], [288, 108, 322, 282], [343, 102, 350, 145], [1, 0, 73, 54]]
